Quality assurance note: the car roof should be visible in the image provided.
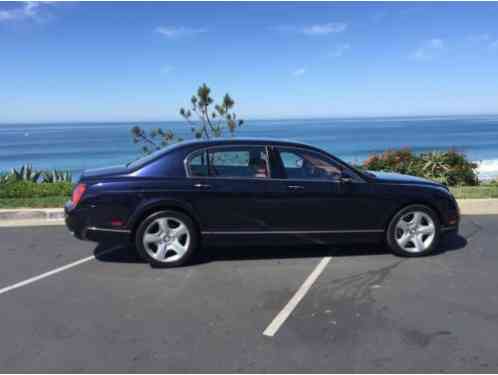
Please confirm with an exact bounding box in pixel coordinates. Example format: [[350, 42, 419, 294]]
[[174, 137, 321, 151]]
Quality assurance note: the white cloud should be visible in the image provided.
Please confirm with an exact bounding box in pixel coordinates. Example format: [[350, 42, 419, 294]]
[[330, 43, 350, 57], [302, 22, 347, 35], [292, 68, 306, 77], [273, 22, 347, 36], [411, 38, 445, 61], [0, 1, 47, 23], [156, 26, 207, 38]]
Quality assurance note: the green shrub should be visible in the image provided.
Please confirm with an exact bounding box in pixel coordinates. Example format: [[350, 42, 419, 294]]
[[10, 164, 42, 183], [0, 172, 11, 184], [0, 181, 73, 199], [363, 149, 478, 186], [41, 169, 72, 183]]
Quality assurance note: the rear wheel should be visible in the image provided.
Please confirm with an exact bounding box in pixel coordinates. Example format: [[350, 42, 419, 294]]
[[135, 210, 198, 267], [387, 204, 440, 257]]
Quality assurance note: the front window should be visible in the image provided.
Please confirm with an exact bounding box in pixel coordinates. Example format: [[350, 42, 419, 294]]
[[277, 147, 343, 180], [188, 146, 269, 178]]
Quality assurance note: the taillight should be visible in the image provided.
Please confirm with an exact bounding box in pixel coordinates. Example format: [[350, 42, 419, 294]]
[[72, 183, 87, 206]]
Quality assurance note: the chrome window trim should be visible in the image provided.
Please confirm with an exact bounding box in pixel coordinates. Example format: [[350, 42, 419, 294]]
[[184, 144, 272, 180], [202, 229, 384, 235], [183, 143, 365, 183]]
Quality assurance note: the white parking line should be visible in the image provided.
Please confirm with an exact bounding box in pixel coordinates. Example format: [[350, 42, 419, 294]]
[[0, 246, 119, 297], [263, 256, 332, 337]]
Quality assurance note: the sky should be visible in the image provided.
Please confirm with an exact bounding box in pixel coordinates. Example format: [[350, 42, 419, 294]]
[[1, 1, 498, 123]]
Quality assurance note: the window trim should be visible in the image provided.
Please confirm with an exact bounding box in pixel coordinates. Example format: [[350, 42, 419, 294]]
[[184, 144, 272, 180]]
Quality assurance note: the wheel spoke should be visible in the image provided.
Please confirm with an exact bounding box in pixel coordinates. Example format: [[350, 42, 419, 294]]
[[171, 223, 188, 238], [144, 233, 161, 244], [157, 218, 168, 233], [397, 220, 409, 232], [418, 224, 435, 235], [398, 233, 412, 248], [155, 243, 168, 259], [413, 234, 425, 251], [169, 241, 186, 257], [412, 212, 422, 225]]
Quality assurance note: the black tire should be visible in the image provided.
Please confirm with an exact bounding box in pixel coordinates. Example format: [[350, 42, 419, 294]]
[[135, 210, 198, 268], [386, 204, 441, 257]]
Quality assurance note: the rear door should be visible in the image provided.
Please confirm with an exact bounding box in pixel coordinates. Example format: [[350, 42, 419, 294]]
[[186, 145, 273, 232]]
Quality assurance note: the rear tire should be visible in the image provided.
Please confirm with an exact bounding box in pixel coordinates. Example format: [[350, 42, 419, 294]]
[[135, 210, 198, 267], [387, 204, 440, 257]]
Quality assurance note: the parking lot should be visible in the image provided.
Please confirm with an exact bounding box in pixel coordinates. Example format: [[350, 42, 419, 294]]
[[1, 214, 498, 371]]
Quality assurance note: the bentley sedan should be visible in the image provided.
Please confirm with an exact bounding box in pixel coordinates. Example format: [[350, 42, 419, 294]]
[[65, 138, 459, 267]]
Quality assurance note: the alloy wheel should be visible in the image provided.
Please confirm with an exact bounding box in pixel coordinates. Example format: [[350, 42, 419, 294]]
[[395, 210, 436, 253], [142, 217, 191, 263]]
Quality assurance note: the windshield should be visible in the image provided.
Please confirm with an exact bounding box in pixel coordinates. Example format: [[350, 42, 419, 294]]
[[126, 143, 179, 170]]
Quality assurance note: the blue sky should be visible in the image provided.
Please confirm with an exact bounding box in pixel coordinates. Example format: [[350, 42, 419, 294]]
[[1, 1, 498, 123]]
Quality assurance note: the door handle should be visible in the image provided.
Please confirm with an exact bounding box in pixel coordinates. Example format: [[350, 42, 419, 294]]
[[193, 183, 211, 189], [287, 185, 304, 191]]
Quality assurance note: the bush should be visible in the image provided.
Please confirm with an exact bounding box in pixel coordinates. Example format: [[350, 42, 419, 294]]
[[0, 181, 73, 199], [363, 149, 478, 186]]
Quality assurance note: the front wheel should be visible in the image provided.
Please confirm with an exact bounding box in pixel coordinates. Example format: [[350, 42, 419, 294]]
[[135, 210, 198, 267], [387, 204, 440, 257]]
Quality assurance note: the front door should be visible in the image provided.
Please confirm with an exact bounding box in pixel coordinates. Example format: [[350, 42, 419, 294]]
[[266, 146, 372, 232]]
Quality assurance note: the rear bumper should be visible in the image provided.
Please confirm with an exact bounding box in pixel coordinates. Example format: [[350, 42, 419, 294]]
[[64, 201, 131, 243]]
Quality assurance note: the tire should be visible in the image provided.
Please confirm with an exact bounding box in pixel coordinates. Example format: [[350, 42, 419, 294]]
[[386, 204, 440, 257], [135, 210, 198, 267]]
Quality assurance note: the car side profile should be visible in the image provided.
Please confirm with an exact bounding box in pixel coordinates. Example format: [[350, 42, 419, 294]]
[[65, 138, 460, 267]]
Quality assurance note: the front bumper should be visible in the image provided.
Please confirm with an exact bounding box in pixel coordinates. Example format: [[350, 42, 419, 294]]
[[65, 201, 131, 243]]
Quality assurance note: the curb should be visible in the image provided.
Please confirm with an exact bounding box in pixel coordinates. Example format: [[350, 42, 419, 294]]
[[0, 209, 65, 222]]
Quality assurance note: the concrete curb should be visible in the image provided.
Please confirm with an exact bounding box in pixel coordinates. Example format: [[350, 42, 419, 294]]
[[0, 199, 498, 227], [0, 208, 65, 221]]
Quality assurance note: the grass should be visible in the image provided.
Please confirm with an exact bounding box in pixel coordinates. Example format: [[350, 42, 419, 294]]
[[450, 185, 498, 199], [0, 196, 69, 209]]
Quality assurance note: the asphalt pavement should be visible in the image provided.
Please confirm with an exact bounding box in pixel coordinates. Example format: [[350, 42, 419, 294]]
[[0, 214, 497, 371]]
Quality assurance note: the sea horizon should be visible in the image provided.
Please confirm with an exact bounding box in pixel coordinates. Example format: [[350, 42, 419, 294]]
[[3, 113, 498, 126], [1, 114, 498, 180]]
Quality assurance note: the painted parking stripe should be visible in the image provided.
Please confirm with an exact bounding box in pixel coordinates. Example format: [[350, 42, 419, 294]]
[[0, 246, 119, 297], [263, 256, 332, 337]]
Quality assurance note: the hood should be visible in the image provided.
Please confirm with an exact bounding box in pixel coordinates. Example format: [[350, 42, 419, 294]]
[[367, 170, 445, 188], [80, 164, 129, 180]]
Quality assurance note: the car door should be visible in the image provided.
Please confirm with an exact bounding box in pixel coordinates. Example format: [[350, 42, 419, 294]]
[[266, 146, 375, 232], [186, 145, 273, 232]]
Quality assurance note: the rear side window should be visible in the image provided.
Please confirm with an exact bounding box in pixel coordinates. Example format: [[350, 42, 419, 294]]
[[187, 146, 269, 178], [189, 152, 209, 177]]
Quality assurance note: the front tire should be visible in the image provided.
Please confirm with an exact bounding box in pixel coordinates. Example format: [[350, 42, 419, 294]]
[[135, 210, 198, 267], [387, 204, 440, 257]]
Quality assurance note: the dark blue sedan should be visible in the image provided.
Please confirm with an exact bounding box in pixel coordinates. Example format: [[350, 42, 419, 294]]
[[65, 138, 460, 267]]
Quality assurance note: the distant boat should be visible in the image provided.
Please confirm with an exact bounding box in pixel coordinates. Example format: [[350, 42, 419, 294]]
[[24, 132, 29, 136]]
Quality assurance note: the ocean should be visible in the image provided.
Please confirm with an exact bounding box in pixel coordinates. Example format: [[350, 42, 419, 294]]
[[1, 115, 498, 179]]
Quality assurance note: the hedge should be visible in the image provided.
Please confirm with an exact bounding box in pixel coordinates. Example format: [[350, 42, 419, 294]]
[[0, 181, 73, 199]]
